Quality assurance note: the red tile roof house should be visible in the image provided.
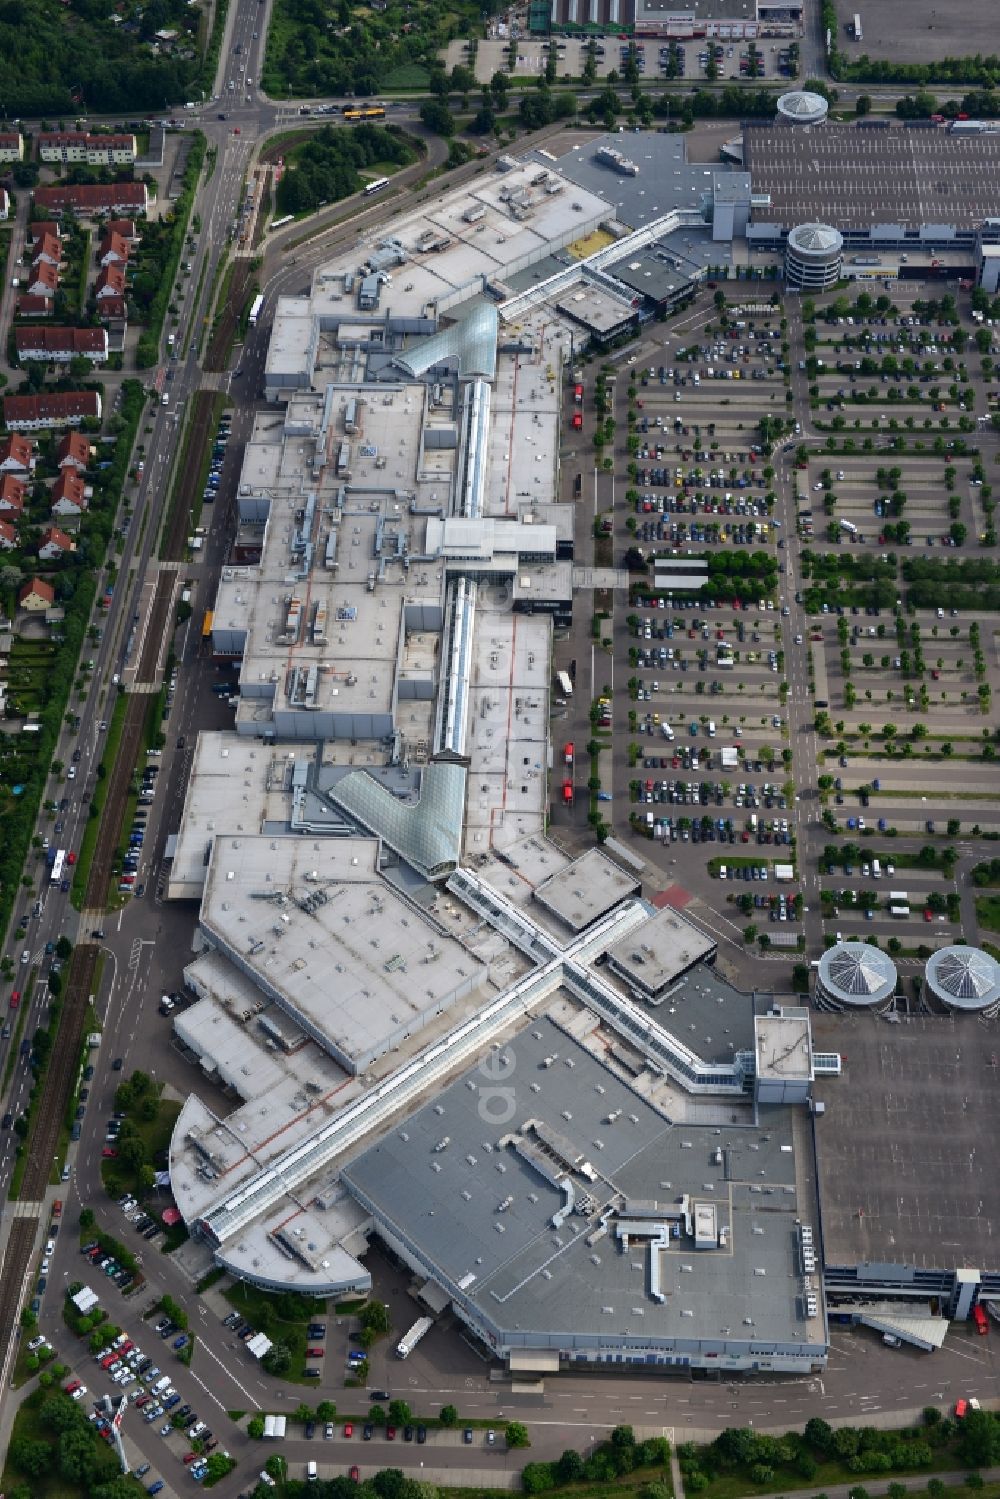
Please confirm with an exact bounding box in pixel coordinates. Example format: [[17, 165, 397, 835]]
[[33, 182, 149, 218], [49, 470, 87, 517], [16, 327, 109, 364], [57, 431, 92, 472], [39, 525, 75, 560], [97, 230, 130, 268], [3, 390, 101, 431], [31, 232, 62, 269], [0, 435, 35, 474], [0, 474, 26, 516], [0, 519, 16, 551], [94, 264, 126, 301], [28, 221, 61, 247], [16, 295, 53, 319], [106, 218, 139, 244], [96, 296, 128, 325], [25, 261, 59, 298], [19, 577, 55, 612]]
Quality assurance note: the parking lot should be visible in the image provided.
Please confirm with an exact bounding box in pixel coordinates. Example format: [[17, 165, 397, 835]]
[[556, 281, 1000, 971], [443, 35, 798, 84]]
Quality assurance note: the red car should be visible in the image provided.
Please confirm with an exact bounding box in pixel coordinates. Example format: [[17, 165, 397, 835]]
[[102, 1147, 118, 1158], [9, 990, 20, 1009], [344, 1423, 353, 1438], [386, 1426, 396, 1441], [67, 851, 77, 864], [307, 1347, 324, 1358], [924, 909, 934, 922], [350, 1467, 360, 1483], [65, 1379, 81, 1395], [184, 1453, 198, 1464]]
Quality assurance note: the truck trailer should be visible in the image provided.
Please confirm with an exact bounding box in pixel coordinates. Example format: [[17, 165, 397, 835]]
[[396, 1316, 434, 1359]]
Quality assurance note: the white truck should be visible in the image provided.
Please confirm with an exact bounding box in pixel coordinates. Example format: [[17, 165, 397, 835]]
[[396, 1316, 434, 1359]]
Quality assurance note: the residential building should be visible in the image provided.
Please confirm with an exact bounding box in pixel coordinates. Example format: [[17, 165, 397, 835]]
[[31, 233, 61, 269], [0, 435, 35, 474], [25, 262, 58, 299], [37, 132, 137, 166], [0, 131, 23, 162], [28, 222, 61, 247], [95, 296, 127, 325], [56, 431, 91, 472], [19, 577, 54, 612], [97, 231, 130, 268], [0, 189, 9, 221], [39, 525, 75, 560], [94, 264, 126, 301], [0, 475, 26, 516], [16, 327, 109, 364], [106, 219, 139, 244], [16, 295, 53, 319], [33, 183, 149, 217], [49, 470, 87, 516], [3, 390, 101, 431], [0, 519, 16, 550]]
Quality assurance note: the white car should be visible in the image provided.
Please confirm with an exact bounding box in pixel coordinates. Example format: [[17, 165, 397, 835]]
[[71, 1385, 87, 1401], [45, 1238, 55, 1255], [27, 1334, 47, 1351]]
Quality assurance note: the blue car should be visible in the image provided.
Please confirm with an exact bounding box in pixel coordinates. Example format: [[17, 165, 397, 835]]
[[173, 1334, 189, 1350], [148, 1484, 164, 1496]]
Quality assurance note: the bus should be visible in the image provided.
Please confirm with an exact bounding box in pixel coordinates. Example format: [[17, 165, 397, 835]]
[[248, 293, 265, 327], [343, 105, 386, 120], [50, 849, 66, 886], [363, 176, 390, 196], [269, 214, 294, 231]]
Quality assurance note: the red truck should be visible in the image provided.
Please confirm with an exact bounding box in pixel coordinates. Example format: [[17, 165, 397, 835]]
[[973, 1304, 989, 1335], [571, 411, 583, 430], [562, 781, 573, 804], [564, 742, 574, 766], [573, 383, 584, 404]]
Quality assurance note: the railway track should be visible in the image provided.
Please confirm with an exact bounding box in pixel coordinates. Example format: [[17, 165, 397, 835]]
[[19, 943, 99, 1202], [162, 391, 218, 564], [205, 260, 251, 373]]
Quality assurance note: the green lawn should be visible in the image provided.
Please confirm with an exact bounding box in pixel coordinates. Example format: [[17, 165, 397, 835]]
[[101, 1094, 180, 1196], [976, 895, 1000, 934], [1, 1385, 122, 1499], [224, 1282, 327, 1386]]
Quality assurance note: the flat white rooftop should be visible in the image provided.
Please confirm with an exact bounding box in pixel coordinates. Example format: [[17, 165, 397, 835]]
[[167, 733, 303, 900], [200, 835, 489, 1073]]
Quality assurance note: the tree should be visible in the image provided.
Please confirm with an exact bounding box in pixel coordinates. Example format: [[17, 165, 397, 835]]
[[261, 1341, 291, 1376], [556, 1449, 586, 1484], [506, 1421, 531, 1449], [439, 1405, 458, 1427], [10, 1438, 51, 1480], [317, 1400, 337, 1421], [958, 1410, 1000, 1467], [855, 94, 872, 115], [388, 1400, 412, 1427], [419, 101, 454, 137], [205, 1452, 236, 1481], [248, 1415, 266, 1439], [369, 1405, 386, 1427], [55, 936, 72, 960], [359, 1301, 391, 1335]]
